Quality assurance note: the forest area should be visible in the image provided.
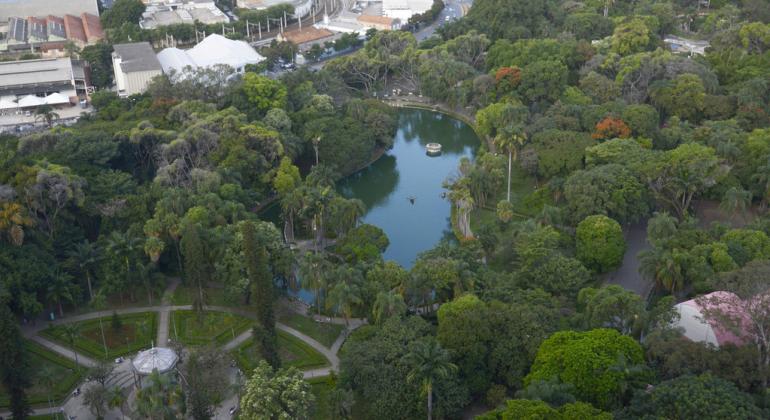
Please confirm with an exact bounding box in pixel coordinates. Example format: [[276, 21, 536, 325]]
[[2, 0, 770, 418]]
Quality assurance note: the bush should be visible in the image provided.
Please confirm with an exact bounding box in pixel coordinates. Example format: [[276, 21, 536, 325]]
[[576, 215, 626, 273]]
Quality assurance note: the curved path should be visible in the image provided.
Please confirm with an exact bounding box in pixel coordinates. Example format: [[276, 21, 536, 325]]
[[9, 281, 367, 418]]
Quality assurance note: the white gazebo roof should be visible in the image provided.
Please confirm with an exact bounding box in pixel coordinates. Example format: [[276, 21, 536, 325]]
[[44, 92, 70, 105], [0, 96, 17, 110], [132, 347, 178, 375], [17, 95, 46, 108]]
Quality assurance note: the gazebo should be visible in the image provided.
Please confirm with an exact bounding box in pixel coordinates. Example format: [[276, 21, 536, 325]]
[[131, 347, 178, 388]]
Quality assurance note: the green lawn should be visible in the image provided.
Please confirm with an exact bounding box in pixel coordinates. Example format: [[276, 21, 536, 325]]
[[232, 330, 329, 372], [172, 310, 252, 346], [278, 313, 343, 348], [171, 286, 242, 307], [41, 312, 157, 360], [308, 376, 335, 420], [0, 341, 83, 409]]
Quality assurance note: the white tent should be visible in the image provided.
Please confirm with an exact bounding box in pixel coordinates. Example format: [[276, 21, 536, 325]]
[[17, 95, 46, 108], [0, 96, 17, 110], [157, 34, 265, 76], [44, 92, 70, 105], [672, 301, 720, 346]]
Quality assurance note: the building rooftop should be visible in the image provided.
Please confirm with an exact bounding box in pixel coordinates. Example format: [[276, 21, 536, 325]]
[[0, 58, 73, 90], [81, 13, 104, 42], [357, 14, 397, 26], [280, 26, 334, 45], [140, 1, 228, 29], [114, 42, 163, 73], [0, 0, 99, 20], [132, 347, 178, 375]]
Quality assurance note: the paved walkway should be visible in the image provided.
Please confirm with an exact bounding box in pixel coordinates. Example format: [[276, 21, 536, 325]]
[[604, 221, 654, 297], [8, 278, 367, 419]]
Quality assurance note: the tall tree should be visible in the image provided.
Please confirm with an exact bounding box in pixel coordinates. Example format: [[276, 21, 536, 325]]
[[299, 252, 329, 317], [60, 323, 82, 368], [240, 360, 314, 419], [402, 338, 457, 420], [181, 224, 209, 317], [0, 303, 30, 419], [66, 240, 101, 302], [243, 222, 276, 337]]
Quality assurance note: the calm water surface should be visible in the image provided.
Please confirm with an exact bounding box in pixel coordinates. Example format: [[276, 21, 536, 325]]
[[338, 108, 479, 268], [266, 108, 479, 302]]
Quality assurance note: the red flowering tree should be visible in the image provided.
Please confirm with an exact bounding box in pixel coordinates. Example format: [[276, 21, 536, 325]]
[[592, 116, 632, 140], [495, 66, 522, 94]]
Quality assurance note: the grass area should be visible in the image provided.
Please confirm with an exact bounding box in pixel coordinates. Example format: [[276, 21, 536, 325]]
[[278, 313, 343, 348], [470, 166, 540, 232], [308, 376, 334, 420], [232, 330, 329, 372], [172, 310, 252, 346], [171, 286, 242, 307], [0, 341, 83, 409], [41, 312, 157, 360]]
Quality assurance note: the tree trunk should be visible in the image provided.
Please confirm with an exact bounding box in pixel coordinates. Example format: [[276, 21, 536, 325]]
[[99, 318, 108, 358], [427, 386, 433, 420], [58, 301, 64, 318], [507, 150, 512, 202], [86, 271, 94, 302]]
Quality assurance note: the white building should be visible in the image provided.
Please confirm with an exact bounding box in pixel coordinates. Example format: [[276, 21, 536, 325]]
[[139, 0, 229, 29], [237, 0, 314, 18], [664, 36, 710, 56], [112, 42, 163, 97], [382, 0, 433, 22], [157, 34, 265, 75]]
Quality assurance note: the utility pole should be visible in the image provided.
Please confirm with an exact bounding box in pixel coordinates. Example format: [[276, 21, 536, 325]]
[[258, 21, 262, 39]]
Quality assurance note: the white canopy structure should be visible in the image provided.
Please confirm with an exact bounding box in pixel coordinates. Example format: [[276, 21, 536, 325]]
[[672, 291, 748, 348], [17, 95, 46, 108], [132, 347, 178, 375], [44, 92, 71, 105], [0, 97, 18, 110], [157, 34, 265, 76]]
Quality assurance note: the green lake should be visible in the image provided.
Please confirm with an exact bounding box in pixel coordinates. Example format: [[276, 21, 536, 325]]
[[338, 108, 480, 268], [265, 107, 480, 274]]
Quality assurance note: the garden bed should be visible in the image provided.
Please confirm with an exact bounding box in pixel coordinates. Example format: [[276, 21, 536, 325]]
[[41, 312, 157, 360], [171, 310, 252, 346], [0, 341, 83, 409], [231, 330, 329, 372], [277, 313, 343, 348]]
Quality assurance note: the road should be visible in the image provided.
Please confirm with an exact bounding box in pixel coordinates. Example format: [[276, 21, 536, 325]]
[[604, 222, 653, 297], [414, 0, 472, 41]]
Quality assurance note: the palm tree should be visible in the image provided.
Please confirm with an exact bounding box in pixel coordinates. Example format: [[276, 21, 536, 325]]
[[60, 323, 82, 368], [493, 130, 526, 202], [280, 188, 304, 243], [372, 291, 406, 324], [105, 230, 141, 302], [328, 388, 355, 420], [402, 339, 457, 420], [603, 0, 614, 17], [448, 186, 474, 239], [67, 240, 101, 301], [34, 104, 60, 127], [47, 271, 74, 318], [107, 386, 126, 420], [720, 187, 752, 221], [39, 365, 57, 414], [326, 281, 362, 327], [136, 369, 183, 419], [312, 135, 322, 166], [639, 247, 685, 294], [0, 202, 35, 246], [299, 252, 330, 317], [91, 291, 109, 358]]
